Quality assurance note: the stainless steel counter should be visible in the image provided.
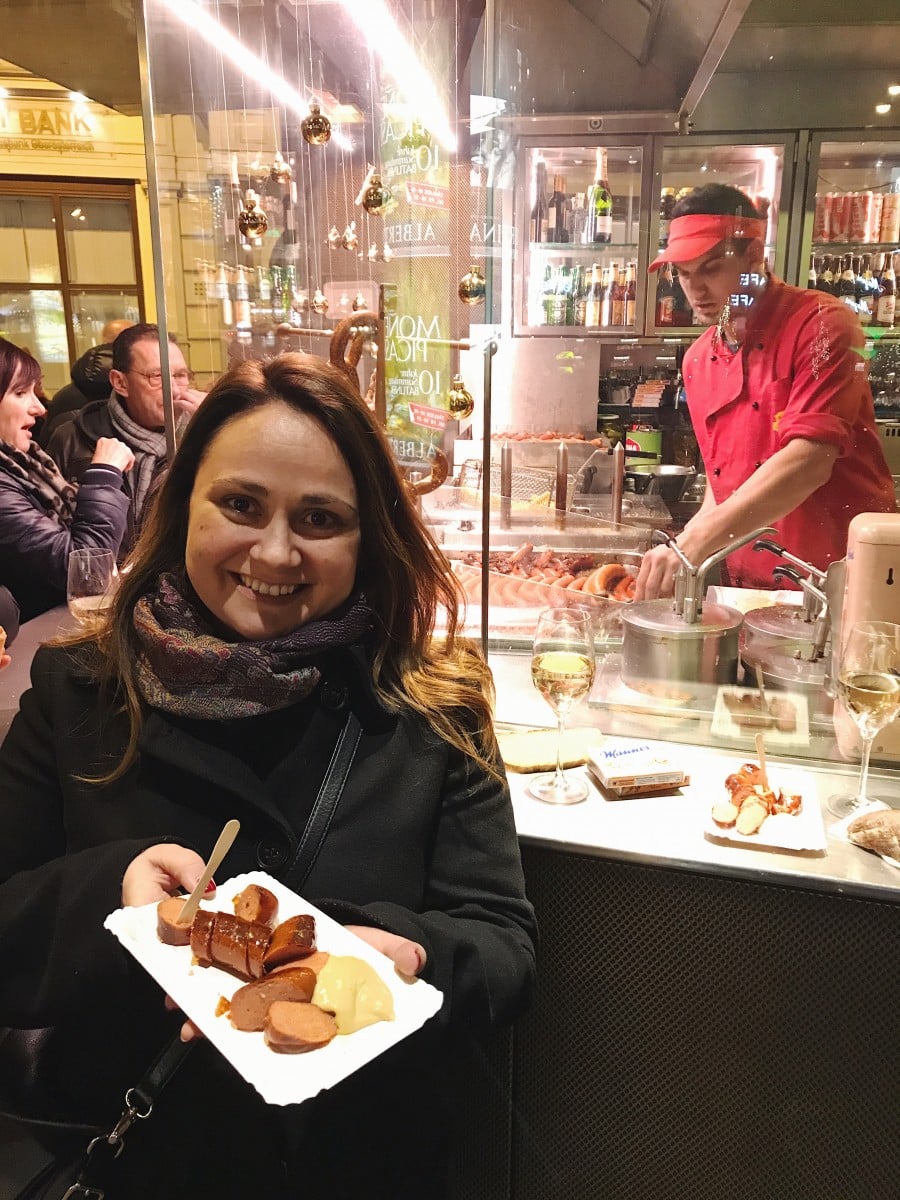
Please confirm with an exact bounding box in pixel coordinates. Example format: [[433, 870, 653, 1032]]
[[491, 650, 900, 903]]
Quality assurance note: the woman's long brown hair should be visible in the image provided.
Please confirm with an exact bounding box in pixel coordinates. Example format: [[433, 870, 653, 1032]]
[[63, 354, 498, 782]]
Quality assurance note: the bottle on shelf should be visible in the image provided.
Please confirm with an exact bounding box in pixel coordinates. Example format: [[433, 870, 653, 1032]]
[[584, 148, 613, 245], [271, 265, 286, 322], [659, 188, 676, 247], [610, 266, 627, 326], [624, 263, 637, 326], [234, 266, 252, 332], [545, 266, 571, 327], [583, 265, 603, 328], [530, 160, 550, 245], [599, 265, 614, 327], [655, 262, 675, 326], [216, 262, 233, 328], [837, 254, 858, 310], [547, 174, 571, 244], [861, 254, 879, 322], [816, 255, 835, 295], [879, 185, 900, 245], [569, 264, 585, 325], [539, 264, 556, 325], [807, 255, 818, 290], [876, 255, 896, 328]]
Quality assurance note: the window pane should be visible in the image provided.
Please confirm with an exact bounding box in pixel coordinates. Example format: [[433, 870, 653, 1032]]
[[63, 198, 136, 285], [0, 196, 61, 284], [0, 290, 69, 393], [71, 291, 141, 357]]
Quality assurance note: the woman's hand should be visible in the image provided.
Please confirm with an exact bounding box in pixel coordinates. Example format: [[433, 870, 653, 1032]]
[[92, 436, 136, 474], [0, 653, 10, 671], [121, 843, 209, 908], [345, 925, 427, 980]]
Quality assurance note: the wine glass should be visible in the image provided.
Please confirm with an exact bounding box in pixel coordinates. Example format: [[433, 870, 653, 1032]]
[[528, 607, 596, 805], [828, 620, 900, 818], [67, 548, 119, 629]]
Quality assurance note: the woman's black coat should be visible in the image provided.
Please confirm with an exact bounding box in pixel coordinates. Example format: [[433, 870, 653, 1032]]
[[0, 641, 536, 1197], [0, 463, 128, 620]]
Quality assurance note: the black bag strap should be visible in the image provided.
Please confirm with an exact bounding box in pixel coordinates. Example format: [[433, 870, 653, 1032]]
[[285, 710, 362, 891], [53, 1034, 192, 1199]]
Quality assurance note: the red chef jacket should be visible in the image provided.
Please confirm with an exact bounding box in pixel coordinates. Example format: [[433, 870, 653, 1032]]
[[683, 275, 896, 588]]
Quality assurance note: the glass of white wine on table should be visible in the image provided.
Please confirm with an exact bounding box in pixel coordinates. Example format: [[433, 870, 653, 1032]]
[[528, 607, 596, 805], [828, 620, 900, 819], [67, 547, 119, 629]]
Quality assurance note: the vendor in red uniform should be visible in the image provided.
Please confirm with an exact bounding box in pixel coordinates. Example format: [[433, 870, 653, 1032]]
[[635, 184, 896, 599]]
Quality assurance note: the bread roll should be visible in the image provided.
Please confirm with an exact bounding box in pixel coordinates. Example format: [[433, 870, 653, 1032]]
[[498, 727, 602, 773], [847, 808, 900, 860]]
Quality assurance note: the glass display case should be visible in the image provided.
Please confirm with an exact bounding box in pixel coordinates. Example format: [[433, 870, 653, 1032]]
[[515, 138, 651, 335], [646, 135, 792, 337]]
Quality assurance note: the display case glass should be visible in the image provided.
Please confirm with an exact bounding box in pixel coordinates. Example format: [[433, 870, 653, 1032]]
[[516, 140, 648, 335], [647, 137, 790, 336]]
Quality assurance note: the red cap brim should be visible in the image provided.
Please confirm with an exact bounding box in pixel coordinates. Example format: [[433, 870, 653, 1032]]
[[648, 215, 768, 271]]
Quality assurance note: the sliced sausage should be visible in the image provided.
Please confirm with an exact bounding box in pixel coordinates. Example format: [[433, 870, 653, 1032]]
[[263, 914, 317, 970], [245, 920, 272, 980], [268, 950, 330, 977], [230, 967, 318, 1032], [157, 896, 193, 946], [208, 913, 256, 979], [264, 1001, 338, 1053], [232, 884, 279, 928], [190, 909, 216, 966]]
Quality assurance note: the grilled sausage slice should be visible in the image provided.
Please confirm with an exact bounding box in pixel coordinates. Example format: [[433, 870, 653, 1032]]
[[229, 967, 317, 1032], [264, 1001, 337, 1053], [232, 884, 279, 929], [263, 914, 317, 970], [157, 896, 193, 946], [190, 909, 216, 966]]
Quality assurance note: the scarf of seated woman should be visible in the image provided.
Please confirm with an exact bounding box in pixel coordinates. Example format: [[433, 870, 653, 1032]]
[[133, 573, 375, 719], [0, 440, 78, 523]]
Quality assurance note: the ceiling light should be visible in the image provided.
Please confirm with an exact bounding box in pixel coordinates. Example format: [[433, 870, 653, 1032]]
[[339, 0, 457, 152], [0, 87, 9, 99], [888, 85, 900, 96], [68, 91, 88, 104], [875, 103, 892, 114], [159, 0, 352, 150], [70, 207, 82, 218]]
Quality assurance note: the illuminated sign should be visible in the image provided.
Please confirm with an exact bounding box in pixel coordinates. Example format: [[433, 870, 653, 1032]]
[[0, 103, 98, 152]]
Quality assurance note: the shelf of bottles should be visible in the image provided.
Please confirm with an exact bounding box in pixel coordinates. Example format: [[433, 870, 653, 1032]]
[[649, 141, 784, 336], [523, 144, 643, 332], [808, 141, 900, 337]]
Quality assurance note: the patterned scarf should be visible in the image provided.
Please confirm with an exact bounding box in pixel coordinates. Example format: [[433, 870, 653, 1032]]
[[133, 573, 374, 719], [0, 440, 78, 523], [108, 392, 168, 520]]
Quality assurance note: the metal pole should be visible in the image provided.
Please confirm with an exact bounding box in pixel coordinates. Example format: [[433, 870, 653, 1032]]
[[479, 339, 498, 654], [134, 0, 176, 462]]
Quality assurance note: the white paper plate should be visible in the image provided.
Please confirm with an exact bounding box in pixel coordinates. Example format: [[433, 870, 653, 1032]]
[[703, 769, 826, 853], [710, 687, 810, 749], [104, 871, 443, 1106]]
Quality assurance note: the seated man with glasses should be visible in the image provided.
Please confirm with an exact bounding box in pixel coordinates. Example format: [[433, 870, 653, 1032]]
[[47, 323, 206, 552]]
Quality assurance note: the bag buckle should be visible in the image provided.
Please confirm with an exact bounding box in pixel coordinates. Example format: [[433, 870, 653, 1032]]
[[61, 1186, 104, 1199]]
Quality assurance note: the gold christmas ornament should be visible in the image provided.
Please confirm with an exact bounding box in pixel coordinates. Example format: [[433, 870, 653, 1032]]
[[361, 173, 393, 216], [312, 287, 329, 315], [327, 225, 342, 250], [291, 286, 309, 314], [237, 191, 268, 240], [447, 373, 475, 419], [341, 221, 359, 251], [270, 152, 293, 183], [301, 101, 331, 145], [458, 264, 486, 306], [352, 291, 368, 312], [248, 157, 268, 189]]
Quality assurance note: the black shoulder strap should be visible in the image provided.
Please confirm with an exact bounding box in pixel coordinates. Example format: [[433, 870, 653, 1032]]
[[285, 710, 362, 891]]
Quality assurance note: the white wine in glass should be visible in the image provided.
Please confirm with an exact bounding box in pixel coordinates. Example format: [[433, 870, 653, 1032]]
[[828, 620, 900, 819], [528, 607, 596, 805], [67, 548, 119, 629]]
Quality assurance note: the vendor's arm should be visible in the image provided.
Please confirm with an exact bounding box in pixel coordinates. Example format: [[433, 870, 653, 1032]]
[[636, 438, 837, 600]]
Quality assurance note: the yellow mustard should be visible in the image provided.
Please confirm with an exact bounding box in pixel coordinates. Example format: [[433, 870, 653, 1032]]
[[312, 955, 395, 1034]]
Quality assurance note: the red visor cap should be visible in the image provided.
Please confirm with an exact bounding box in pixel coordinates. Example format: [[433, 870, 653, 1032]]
[[648, 214, 768, 271]]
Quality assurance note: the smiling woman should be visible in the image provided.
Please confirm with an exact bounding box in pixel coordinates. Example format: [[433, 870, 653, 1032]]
[[0, 351, 536, 1198], [0, 336, 133, 619]]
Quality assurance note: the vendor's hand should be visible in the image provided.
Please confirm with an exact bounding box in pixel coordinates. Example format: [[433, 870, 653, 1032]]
[[121, 843, 210, 908], [92, 436, 135, 474], [634, 544, 682, 601], [345, 925, 427, 980]]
